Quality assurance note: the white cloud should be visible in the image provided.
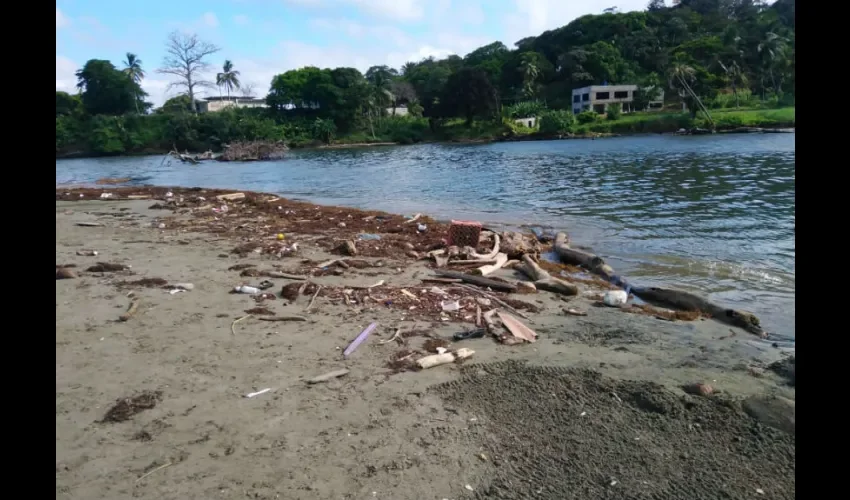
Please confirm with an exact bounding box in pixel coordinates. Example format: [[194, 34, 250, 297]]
[[56, 56, 78, 92], [233, 14, 250, 25], [56, 8, 70, 29], [344, 0, 425, 21], [201, 12, 219, 28]]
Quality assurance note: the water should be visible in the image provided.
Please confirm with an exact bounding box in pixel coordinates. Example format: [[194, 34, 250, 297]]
[[56, 134, 796, 339]]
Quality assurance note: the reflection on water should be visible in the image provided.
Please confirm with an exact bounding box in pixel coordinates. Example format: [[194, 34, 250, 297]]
[[56, 133, 795, 338]]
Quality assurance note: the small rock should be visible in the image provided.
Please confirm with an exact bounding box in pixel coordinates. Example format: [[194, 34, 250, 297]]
[[405, 250, 420, 259], [475, 297, 491, 307], [403, 242, 415, 251], [602, 290, 628, 307], [338, 222, 346, 228], [56, 267, 78, 280], [682, 383, 714, 397]]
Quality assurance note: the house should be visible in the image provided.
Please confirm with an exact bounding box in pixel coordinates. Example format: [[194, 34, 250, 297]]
[[514, 117, 538, 128], [571, 84, 664, 114], [196, 96, 268, 113]]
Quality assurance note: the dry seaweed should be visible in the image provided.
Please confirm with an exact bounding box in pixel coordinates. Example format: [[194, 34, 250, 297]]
[[87, 262, 130, 272], [100, 390, 162, 423]]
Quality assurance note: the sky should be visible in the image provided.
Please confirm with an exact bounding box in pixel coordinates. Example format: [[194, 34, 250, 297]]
[[56, 0, 663, 107]]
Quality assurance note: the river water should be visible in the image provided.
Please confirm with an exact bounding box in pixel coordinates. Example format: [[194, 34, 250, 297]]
[[56, 134, 796, 339]]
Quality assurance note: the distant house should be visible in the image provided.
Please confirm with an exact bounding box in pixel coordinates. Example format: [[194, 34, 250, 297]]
[[514, 117, 538, 128], [196, 96, 268, 113], [571, 84, 664, 114]]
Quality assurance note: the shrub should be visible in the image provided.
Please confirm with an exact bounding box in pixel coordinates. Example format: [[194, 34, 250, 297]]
[[538, 110, 576, 134], [503, 100, 547, 119], [605, 104, 621, 121], [576, 111, 599, 125]]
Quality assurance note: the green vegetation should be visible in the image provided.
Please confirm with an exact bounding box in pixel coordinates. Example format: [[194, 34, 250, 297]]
[[56, 0, 796, 158]]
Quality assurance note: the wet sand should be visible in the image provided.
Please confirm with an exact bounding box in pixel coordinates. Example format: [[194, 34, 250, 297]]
[[56, 188, 795, 500]]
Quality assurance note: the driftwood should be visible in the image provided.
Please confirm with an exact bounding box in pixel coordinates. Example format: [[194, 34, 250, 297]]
[[474, 253, 508, 276], [265, 271, 307, 280], [469, 234, 501, 260], [119, 300, 140, 322], [257, 315, 308, 322], [553, 232, 614, 278], [218, 141, 288, 162], [632, 286, 766, 337], [500, 231, 540, 259], [454, 283, 531, 321], [338, 240, 358, 256], [306, 369, 350, 384], [497, 312, 537, 343], [518, 254, 578, 296], [416, 348, 474, 369], [433, 269, 517, 292]]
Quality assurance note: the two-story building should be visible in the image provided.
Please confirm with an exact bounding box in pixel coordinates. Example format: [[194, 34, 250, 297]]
[[571, 84, 664, 115], [196, 96, 268, 113]]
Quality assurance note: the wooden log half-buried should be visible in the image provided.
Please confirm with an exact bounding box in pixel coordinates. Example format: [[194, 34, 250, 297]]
[[553, 232, 615, 279], [433, 269, 517, 292], [632, 286, 766, 338], [518, 254, 578, 296]]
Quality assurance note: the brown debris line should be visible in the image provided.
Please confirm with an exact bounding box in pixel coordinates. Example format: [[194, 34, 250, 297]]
[[117, 277, 169, 288], [228, 263, 256, 271], [86, 262, 130, 272], [244, 306, 275, 315], [95, 177, 132, 185], [628, 303, 703, 322], [57, 186, 450, 259], [100, 390, 162, 423]]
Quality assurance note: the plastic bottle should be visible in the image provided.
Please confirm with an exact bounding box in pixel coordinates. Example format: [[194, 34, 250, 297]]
[[234, 285, 260, 294]]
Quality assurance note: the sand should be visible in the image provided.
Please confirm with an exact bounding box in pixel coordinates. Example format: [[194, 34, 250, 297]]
[[56, 189, 795, 500]]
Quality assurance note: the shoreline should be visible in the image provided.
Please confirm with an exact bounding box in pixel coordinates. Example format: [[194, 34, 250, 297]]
[[55, 124, 796, 160], [56, 186, 795, 499]]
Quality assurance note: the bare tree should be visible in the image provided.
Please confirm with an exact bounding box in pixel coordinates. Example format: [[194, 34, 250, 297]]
[[157, 31, 221, 113], [240, 83, 256, 98]]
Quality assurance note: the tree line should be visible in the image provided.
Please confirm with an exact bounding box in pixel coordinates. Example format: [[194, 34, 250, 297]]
[[56, 0, 795, 157]]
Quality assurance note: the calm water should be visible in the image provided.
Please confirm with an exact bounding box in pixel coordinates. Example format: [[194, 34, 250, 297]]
[[57, 134, 796, 339]]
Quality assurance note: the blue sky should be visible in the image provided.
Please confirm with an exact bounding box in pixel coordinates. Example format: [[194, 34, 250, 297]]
[[57, 0, 660, 106]]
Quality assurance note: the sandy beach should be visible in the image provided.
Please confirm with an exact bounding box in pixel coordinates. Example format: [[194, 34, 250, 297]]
[[56, 186, 795, 500]]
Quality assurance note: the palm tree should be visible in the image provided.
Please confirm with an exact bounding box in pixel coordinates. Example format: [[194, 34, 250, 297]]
[[717, 60, 748, 108], [366, 67, 395, 120], [123, 53, 145, 114], [757, 32, 787, 98], [519, 53, 541, 99], [668, 62, 713, 125], [401, 62, 417, 77], [216, 60, 241, 102]]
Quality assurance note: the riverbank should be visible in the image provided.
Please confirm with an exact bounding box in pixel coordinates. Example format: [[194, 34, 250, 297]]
[[56, 186, 794, 499], [55, 106, 795, 159]]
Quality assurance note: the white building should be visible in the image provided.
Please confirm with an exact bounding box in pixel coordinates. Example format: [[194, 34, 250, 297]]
[[196, 96, 268, 113], [571, 84, 664, 114]]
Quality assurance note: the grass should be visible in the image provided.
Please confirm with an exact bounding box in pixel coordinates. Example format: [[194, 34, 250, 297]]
[[576, 106, 795, 134]]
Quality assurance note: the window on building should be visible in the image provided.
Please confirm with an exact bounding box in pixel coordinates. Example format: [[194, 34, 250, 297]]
[[582, 93, 590, 101], [595, 92, 610, 100], [573, 95, 581, 103], [614, 91, 629, 99]]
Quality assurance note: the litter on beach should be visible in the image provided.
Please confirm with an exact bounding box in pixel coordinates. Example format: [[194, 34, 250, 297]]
[[245, 388, 272, 398]]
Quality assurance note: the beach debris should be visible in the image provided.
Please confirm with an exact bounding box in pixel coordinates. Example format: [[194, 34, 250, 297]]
[[100, 193, 114, 199], [441, 300, 460, 312], [257, 280, 275, 290], [305, 284, 323, 310], [245, 388, 272, 398], [475, 298, 491, 307], [244, 307, 274, 315], [433, 269, 517, 293], [453, 328, 487, 341], [76, 250, 98, 256], [76, 222, 103, 227], [682, 383, 714, 397], [455, 283, 532, 320], [135, 462, 173, 483], [379, 328, 404, 345], [119, 300, 140, 322], [95, 177, 131, 185], [87, 262, 129, 272], [256, 315, 307, 322], [231, 314, 252, 335], [307, 369, 350, 384], [357, 233, 382, 241], [417, 224, 427, 232], [563, 308, 588, 316], [465, 485, 475, 492], [447, 220, 482, 248], [281, 282, 306, 302], [100, 390, 162, 423], [496, 311, 537, 343], [603, 290, 629, 307], [400, 289, 420, 301], [234, 285, 261, 294], [173, 283, 194, 291], [338, 240, 358, 256], [416, 348, 474, 369], [344, 322, 378, 357], [216, 192, 246, 201], [403, 213, 422, 224], [517, 254, 579, 296], [56, 267, 78, 279], [423, 338, 451, 353]]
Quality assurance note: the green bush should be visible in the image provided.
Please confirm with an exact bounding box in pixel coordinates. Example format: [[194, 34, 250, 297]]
[[538, 110, 576, 134], [503, 100, 547, 119], [576, 111, 599, 125], [605, 104, 621, 121]]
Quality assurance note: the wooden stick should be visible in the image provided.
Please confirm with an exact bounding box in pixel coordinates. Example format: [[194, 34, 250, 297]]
[[416, 348, 474, 369], [448, 259, 498, 266], [422, 278, 463, 284], [518, 254, 578, 296], [307, 369, 350, 384], [475, 305, 482, 327], [433, 269, 517, 292], [454, 283, 531, 321], [469, 233, 500, 260], [231, 314, 251, 334], [305, 285, 322, 311], [265, 271, 307, 280], [135, 462, 173, 483], [403, 213, 422, 224], [257, 315, 308, 322], [378, 328, 403, 345], [474, 252, 508, 276], [119, 300, 140, 322]]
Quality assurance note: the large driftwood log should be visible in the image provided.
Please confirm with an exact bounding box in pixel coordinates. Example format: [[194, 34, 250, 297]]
[[632, 286, 766, 337], [433, 269, 517, 292], [553, 232, 615, 278], [468, 233, 500, 260], [518, 254, 578, 296]]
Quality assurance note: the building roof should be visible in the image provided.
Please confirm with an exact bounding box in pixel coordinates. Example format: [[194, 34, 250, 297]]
[[203, 96, 264, 102]]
